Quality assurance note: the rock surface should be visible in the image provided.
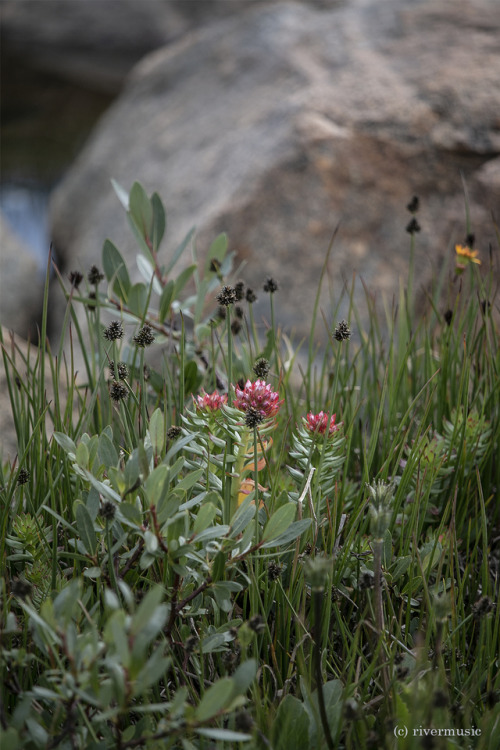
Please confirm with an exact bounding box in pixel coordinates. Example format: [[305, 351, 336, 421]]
[[0, 0, 274, 92], [0, 212, 45, 339], [48, 0, 500, 342]]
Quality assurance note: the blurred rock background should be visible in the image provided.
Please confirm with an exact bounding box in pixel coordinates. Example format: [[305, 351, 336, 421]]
[[1, 0, 499, 456]]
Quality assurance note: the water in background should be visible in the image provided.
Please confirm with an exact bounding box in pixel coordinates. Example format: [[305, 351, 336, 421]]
[[1, 183, 50, 272]]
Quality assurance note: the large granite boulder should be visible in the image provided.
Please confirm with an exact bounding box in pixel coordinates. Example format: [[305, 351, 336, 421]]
[[0, 0, 274, 92], [49, 0, 500, 343]]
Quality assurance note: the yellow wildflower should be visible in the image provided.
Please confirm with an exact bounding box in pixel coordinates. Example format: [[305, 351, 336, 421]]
[[455, 244, 481, 266]]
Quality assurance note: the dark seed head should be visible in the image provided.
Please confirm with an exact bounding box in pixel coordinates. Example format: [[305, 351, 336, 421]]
[[12, 578, 32, 599], [109, 380, 128, 402], [444, 309, 453, 326], [216, 285, 237, 306], [235, 710, 254, 733], [263, 277, 278, 294], [109, 361, 129, 380], [244, 406, 264, 429], [103, 320, 124, 341], [231, 319, 242, 335], [248, 614, 265, 633], [99, 501, 116, 521], [88, 265, 104, 285], [68, 270, 84, 288], [167, 426, 182, 440], [334, 319, 351, 342], [406, 195, 420, 213], [245, 288, 257, 304], [234, 281, 245, 301], [133, 324, 155, 348], [253, 358, 270, 379], [268, 561, 282, 582], [406, 217, 421, 235], [17, 468, 30, 486], [472, 595, 494, 620]]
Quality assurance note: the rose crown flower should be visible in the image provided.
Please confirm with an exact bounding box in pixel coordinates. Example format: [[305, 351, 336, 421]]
[[195, 390, 228, 412], [305, 411, 340, 437], [234, 379, 283, 419]]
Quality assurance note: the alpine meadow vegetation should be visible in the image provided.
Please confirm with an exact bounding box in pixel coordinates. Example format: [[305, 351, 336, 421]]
[[0, 182, 498, 750]]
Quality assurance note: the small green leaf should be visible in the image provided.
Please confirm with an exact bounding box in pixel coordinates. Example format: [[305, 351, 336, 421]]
[[75, 441, 89, 470], [193, 502, 218, 535], [173, 264, 197, 299], [53, 432, 76, 455], [261, 518, 312, 549], [205, 233, 228, 274], [272, 695, 310, 750], [118, 502, 142, 527], [75, 502, 97, 555], [129, 181, 153, 243], [176, 468, 204, 491], [134, 649, 170, 695], [131, 586, 165, 637], [183, 360, 201, 396], [229, 496, 256, 538], [262, 503, 296, 543], [165, 226, 195, 275], [231, 658, 257, 695], [111, 177, 129, 210], [127, 282, 148, 317], [195, 677, 234, 721], [98, 432, 119, 469], [149, 408, 165, 457], [159, 280, 175, 322], [102, 239, 131, 301], [211, 550, 226, 582], [391, 555, 412, 582], [151, 192, 166, 253]]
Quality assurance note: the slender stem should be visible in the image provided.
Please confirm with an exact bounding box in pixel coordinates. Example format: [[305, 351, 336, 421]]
[[254, 424, 260, 543], [313, 589, 334, 750], [226, 308, 233, 405]]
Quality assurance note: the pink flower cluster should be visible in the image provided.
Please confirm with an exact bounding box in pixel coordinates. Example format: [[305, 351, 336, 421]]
[[305, 411, 340, 436], [234, 379, 283, 419], [195, 390, 228, 412]]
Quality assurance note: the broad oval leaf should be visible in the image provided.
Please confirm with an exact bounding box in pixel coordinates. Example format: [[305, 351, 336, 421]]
[[195, 677, 234, 722], [75, 502, 97, 556], [262, 503, 297, 543]]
